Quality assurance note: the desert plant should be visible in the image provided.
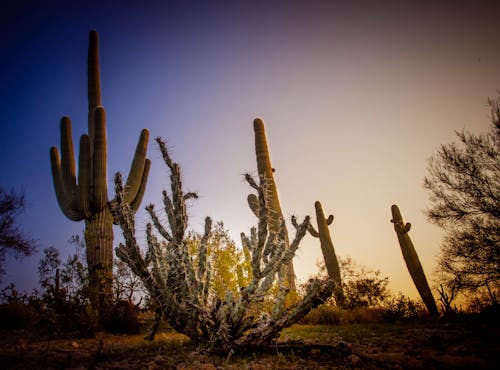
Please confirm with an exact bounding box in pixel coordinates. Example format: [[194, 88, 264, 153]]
[[390, 204, 439, 316], [102, 300, 140, 334], [0, 187, 37, 282], [247, 118, 296, 291], [424, 96, 499, 295], [112, 136, 334, 352], [307, 201, 343, 305], [49, 30, 151, 313], [338, 256, 389, 310], [379, 293, 425, 322]]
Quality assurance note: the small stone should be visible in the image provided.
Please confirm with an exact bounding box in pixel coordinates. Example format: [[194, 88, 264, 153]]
[[71, 341, 79, 348], [347, 353, 361, 367]]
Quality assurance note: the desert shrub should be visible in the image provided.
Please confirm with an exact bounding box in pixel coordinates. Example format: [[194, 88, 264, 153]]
[[0, 283, 41, 330], [339, 257, 389, 309], [301, 304, 341, 325], [341, 307, 383, 324], [378, 293, 425, 322], [102, 300, 140, 334], [302, 305, 385, 325], [0, 301, 38, 330]]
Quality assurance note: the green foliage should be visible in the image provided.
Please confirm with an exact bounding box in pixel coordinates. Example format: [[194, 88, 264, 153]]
[[186, 222, 251, 300]]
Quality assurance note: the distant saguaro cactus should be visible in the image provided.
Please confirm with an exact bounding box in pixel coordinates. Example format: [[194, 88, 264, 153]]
[[308, 201, 344, 305], [49, 30, 151, 312], [247, 118, 296, 291], [390, 205, 438, 316]]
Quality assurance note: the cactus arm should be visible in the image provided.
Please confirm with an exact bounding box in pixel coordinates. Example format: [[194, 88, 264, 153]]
[[247, 194, 259, 217], [59, 117, 77, 196], [50, 147, 83, 221], [390, 204, 439, 316], [124, 129, 150, 203], [307, 224, 320, 238], [87, 29, 101, 145], [77, 134, 92, 219], [130, 158, 151, 212], [91, 107, 108, 211]]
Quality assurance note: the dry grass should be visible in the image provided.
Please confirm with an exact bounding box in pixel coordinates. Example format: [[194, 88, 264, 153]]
[[1, 314, 498, 369]]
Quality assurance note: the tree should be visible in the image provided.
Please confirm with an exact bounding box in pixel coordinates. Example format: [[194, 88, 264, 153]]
[[0, 187, 36, 282], [338, 256, 389, 309], [424, 96, 500, 298], [186, 222, 252, 300]]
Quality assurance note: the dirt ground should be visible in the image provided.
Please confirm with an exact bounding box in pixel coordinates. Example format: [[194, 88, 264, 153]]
[[0, 316, 498, 369]]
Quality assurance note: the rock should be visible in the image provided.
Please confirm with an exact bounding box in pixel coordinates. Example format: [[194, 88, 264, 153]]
[[346, 353, 361, 367]]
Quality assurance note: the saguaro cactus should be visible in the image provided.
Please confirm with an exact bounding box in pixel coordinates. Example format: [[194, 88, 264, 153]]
[[50, 30, 151, 312], [247, 118, 296, 291], [390, 204, 438, 316], [308, 201, 344, 304]]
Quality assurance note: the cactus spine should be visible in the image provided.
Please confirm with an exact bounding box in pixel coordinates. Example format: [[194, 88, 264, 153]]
[[308, 201, 344, 304], [247, 118, 296, 291], [390, 204, 438, 316], [50, 30, 151, 312]]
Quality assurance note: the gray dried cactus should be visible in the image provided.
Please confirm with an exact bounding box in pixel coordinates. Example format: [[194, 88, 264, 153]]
[[113, 137, 334, 351]]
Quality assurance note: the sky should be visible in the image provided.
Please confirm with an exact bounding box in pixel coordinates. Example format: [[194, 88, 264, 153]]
[[1, 0, 499, 299]]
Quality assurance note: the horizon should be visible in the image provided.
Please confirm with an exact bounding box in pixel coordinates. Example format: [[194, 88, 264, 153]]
[[1, 0, 500, 300]]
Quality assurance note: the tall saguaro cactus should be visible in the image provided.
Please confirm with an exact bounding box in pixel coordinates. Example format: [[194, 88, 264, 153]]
[[50, 30, 151, 312], [390, 205, 438, 316], [247, 118, 296, 291], [308, 201, 344, 305]]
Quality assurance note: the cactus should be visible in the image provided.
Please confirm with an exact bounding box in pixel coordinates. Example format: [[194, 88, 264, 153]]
[[112, 137, 334, 350], [50, 30, 150, 312], [247, 118, 296, 291], [390, 204, 438, 316], [307, 201, 344, 305]]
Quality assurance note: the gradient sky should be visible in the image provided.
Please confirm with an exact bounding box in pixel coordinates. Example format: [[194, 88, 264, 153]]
[[1, 0, 499, 299]]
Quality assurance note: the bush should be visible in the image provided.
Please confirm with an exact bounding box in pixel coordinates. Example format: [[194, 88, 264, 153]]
[[378, 293, 425, 322], [102, 300, 140, 334], [0, 302, 38, 330], [301, 305, 341, 325]]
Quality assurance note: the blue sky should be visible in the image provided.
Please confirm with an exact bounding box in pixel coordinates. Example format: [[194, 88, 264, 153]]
[[1, 0, 500, 297]]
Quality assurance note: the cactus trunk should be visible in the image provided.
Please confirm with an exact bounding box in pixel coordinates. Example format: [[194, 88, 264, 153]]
[[391, 205, 439, 316], [308, 201, 344, 305], [85, 208, 114, 309], [251, 118, 296, 291], [50, 30, 150, 320]]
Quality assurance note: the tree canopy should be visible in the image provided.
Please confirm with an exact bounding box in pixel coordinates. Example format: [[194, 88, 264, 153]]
[[0, 187, 37, 282], [424, 96, 500, 295]]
